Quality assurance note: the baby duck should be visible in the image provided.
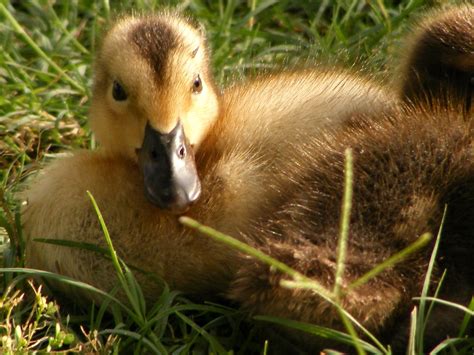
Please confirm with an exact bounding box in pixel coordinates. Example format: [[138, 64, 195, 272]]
[[399, 5, 473, 111], [23, 12, 389, 302], [89, 15, 217, 212], [229, 5, 474, 351], [89, 13, 390, 213]]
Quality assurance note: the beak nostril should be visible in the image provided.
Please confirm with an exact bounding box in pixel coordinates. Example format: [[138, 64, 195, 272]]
[[177, 145, 186, 159]]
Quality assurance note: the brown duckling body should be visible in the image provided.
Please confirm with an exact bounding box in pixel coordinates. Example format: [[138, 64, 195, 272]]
[[229, 5, 474, 351], [230, 102, 473, 351]]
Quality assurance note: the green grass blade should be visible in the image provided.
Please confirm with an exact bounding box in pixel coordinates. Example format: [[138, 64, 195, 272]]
[[181, 217, 387, 353], [86, 191, 123, 279], [407, 307, 417, 355], [430, 338, 472, 354], [34, 237, 164, 284], [175, 311, 228, 355], [412, 297, 474, 317], [334, 148, 353, 298], [0, 267, 129, 313], [121, 261, 147, 320], [348, 233, 432, 291], [46, 3, 89, 55], [423, 269, 446, 336], [255, 315, 382, 354], [458, 297, 474, 338], [87, 191, 146, 322], [33, 238, 111, 256], [179, 216, 332, 300], [416, 206, 447, 353]]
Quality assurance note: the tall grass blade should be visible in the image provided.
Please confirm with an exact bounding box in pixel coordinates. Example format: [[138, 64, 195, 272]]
[[334, 148, 353, 298], [0, 267, 129, 313], [412, 297, 474, 317], [181, 217, 387, 353], [175, 311, 227, 354], [407, 307, 417, 355], [458, 297, 474, 338], [87, 191, 146, 322], [415, 206, 447, 353], [430, 338, 472, 354], [179, 216, 331, 299]]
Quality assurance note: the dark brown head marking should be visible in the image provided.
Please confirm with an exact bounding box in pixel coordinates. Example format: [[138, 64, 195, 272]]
[[130, 18, 178, 83]]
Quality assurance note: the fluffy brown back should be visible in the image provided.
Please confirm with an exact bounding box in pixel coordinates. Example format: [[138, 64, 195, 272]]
[[229, 5, 474, 351], [228, 102, 473, 352], [399, 5, 473, 111]]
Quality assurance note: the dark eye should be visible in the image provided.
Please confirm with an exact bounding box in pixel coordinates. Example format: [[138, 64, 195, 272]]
[[112, 80, 128, 101], [192, 75, 202, 94]]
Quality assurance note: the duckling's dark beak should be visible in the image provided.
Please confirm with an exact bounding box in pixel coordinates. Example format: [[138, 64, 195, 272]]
[[137, 121, 201, 213]]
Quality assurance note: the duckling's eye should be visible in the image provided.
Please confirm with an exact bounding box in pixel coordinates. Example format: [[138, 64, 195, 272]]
[[192, 75, 202, 94], [112, 81, 128, 101]]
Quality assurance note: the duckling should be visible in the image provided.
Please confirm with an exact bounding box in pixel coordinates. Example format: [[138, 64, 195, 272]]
[[229, 5, 474, 351], [89, 13, 390, 213], [23, 12, 390, 302], [229, 103, 474, 351], [398, 5, 473, 111]]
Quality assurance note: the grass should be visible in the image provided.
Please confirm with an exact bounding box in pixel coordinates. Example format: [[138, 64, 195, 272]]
[[1, 0, 473, 353]]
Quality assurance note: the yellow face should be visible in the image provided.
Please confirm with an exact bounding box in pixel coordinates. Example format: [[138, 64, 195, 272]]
[[89, 14, 219, 212], [90, 14, 219, 162]]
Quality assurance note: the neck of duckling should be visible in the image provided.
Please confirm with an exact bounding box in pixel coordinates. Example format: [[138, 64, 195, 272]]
[[195, 99, 226, 172]]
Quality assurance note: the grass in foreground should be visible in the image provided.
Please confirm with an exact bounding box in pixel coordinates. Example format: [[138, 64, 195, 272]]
[[1, 0, 473, 353]]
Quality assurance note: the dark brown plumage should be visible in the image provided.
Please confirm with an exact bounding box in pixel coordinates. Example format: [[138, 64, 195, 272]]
[[399, 5, 473, 112], [228, 5, 474, 351], [229, 103, 473, 351]]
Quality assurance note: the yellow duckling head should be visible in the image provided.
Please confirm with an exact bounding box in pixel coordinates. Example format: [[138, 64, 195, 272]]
[[90, 13, 219, 212]]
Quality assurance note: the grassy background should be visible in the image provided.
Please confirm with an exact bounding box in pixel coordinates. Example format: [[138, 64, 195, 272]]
[[1, 0, 472, 353]]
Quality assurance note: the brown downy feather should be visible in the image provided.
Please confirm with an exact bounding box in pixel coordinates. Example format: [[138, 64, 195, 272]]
[[399, 5, 473, 111], [228, 103, 473, 351], [228, 5, 474, 351]]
